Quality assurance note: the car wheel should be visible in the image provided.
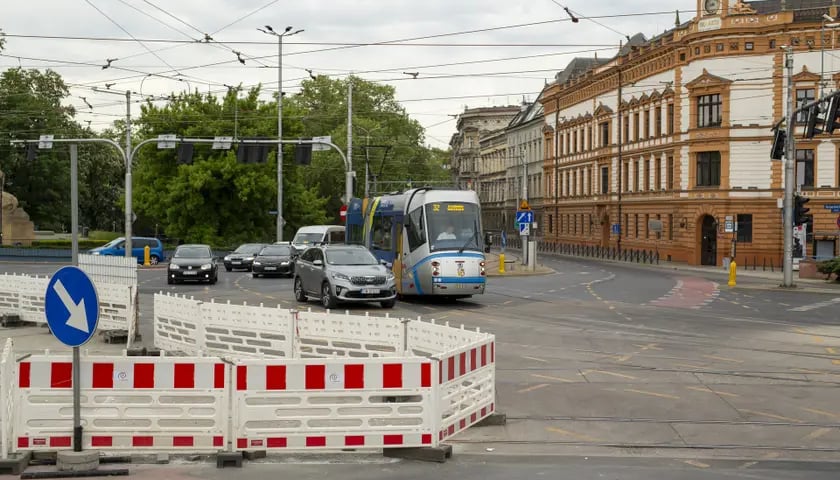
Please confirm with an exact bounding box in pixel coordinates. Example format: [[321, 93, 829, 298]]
[[294, 277, 308, 302], [225, 267, 232, 272], [167, 277, 173, 285], [381, 299, 396, 309], [321, 281, 337, 309], [252, 273, 259, 278]]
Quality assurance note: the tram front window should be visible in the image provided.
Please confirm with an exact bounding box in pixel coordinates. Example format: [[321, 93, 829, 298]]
[[426, 202, 481, 252]]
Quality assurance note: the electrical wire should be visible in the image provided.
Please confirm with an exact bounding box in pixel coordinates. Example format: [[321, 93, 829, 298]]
[[208, 0, 280, 36]]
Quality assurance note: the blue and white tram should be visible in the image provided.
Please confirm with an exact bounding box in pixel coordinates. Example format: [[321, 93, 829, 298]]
[[345, 188, 486, 298]]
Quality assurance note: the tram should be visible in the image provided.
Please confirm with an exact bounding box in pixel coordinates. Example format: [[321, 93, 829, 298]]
[[345, 188, 486, 298]]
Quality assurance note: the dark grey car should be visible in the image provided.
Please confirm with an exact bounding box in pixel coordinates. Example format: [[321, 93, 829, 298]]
[[293, 245, 397, 309], [168, 244, 218, 284], [252, 244, 295, 277]]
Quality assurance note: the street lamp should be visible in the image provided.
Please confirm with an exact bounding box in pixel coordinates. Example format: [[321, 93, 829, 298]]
[[258, 25, 304, 243], [356, 124, 384, 197]]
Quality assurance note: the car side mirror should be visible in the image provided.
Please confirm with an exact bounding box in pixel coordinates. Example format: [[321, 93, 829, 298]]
[[380, 259, 392, 268], [313, 259, 323, 267]]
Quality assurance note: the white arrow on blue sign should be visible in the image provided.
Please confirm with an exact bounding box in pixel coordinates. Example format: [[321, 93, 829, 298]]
[[516, 210, 534, 224], [45, 266, 100, 347]]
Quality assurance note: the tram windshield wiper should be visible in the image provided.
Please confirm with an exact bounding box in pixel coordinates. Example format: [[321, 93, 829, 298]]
[[458, 220, 480, 254]]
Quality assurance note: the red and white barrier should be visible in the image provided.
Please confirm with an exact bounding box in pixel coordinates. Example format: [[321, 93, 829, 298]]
[[437, 337, 495, 443], [0, 339, 13, 459]]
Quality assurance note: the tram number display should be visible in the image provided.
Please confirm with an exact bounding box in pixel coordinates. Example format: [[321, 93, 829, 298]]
[[432, 203, 465, 212]]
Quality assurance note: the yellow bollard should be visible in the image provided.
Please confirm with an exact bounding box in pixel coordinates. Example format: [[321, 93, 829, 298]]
[[144, 245, 151, 266], [728, 259, 737, 287], [499, 253, 505, 274]]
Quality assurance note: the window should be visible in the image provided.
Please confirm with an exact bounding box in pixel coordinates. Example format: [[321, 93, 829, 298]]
[[599, 121, 610, 146], [372, 215, 394, 251], [716, 43, 724, 52], [667, 103, 675, 134], [644, 110, 651, 138], [795, 149, 814, 187], [634, 214, 639, 238], [796, 88, 815, 123], [655, 106, 662, 137], [573, 130, 578, 153], [697, 93, 722, 127], [587, 127, 592, 150], [624, 214, 629, 236], [656, 214, 662, 240], [745, 42, 754, 51], [655, 157, 662, 190], [644, 160, 650, 191], [601, 166, 609, 193], [736, 214, 752, 242], [633, 113, 640, 141], [667, 155, 675, 189], [696, 151, 721, 187], [623, 115, 630, 143], [668, 213, 674, 240], [406, 207, 426, 252], [645, 214, 650, 239], [623, 162, 630, 192], [573, 214, 577, 234], [634, 161, 640, 191], [769, 39, 776, 49], [425, 202, 480, 252], [548, 214, 553, 233]]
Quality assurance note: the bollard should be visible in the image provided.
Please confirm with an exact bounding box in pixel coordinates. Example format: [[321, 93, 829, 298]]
[[728, 259, 737, 287], [499, 253, 505, 274], [144, 245, 151, 266]]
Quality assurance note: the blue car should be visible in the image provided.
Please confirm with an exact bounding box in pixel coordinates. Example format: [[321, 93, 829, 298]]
[[89, 237, 165, 265]]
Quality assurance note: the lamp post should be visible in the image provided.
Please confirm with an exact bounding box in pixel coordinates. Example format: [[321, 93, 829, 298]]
[[259, 25, 304, 243], [356, 124, 384, 197]]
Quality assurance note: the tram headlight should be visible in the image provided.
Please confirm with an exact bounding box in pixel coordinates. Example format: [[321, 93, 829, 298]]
[[431, 261, 440, 276]]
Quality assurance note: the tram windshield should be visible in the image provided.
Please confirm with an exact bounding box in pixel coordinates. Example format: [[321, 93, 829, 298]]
[[426, 202, 481, 252]]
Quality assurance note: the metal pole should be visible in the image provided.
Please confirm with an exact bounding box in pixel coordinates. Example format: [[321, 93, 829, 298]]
[[277, 35, 284, 242], [346, 80, 354, 204], [783, 47, 796, 287], [364, 145, 370, 198], [125, 91, 132, 258], [70, 144, 79, 266], [617, 64, 623, 254], [72, 346, 81, 452]]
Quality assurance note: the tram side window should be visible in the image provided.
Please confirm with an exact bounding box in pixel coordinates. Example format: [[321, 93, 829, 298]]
[[406, 207, 426, 251], [372, 215, 393, 251]]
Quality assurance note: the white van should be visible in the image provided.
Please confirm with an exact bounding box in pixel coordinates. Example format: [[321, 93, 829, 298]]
[[290, 225, 345, 253]]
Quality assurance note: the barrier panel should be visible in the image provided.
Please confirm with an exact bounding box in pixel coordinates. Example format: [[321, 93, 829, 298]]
[[296, 309, 404, 358], [13, 349, 228, 453], [0, 339, 13, 459], [437, 337, 495, 443], [232, 357, 438, 450]]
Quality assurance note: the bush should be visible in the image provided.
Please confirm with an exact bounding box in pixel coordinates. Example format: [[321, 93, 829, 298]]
[[816, 257, 840, 280], [30, 239, 109, 250], [87, 230, 121, 241]]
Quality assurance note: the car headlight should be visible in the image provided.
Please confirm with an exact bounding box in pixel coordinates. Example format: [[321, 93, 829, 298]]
[[91, 251, 100, 255], [169, 263, 180, 270], [253, 261, 262, 266], [386, 272, 395, 281], [224, 255, 231, 261], [201, 263, 212, 270], [331, 272, 350, 281], [245, 256, 255, 261], [281, 261, 289, 265]]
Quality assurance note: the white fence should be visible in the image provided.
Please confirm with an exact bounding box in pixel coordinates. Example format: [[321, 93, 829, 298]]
[[79, 254, 137, 287]]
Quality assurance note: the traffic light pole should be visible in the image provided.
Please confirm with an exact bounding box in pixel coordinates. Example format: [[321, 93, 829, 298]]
[[783, 46, 796, 288]]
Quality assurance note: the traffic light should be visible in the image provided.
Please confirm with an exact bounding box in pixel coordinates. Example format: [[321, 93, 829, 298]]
[[176, 143, 194, 164], [794, 194, 811, 225], [803, 103, 825, 139], [236, 139, 270, 164], [25, 143, 38, 162], [825, 95, 840, 134], [770, 128, 785, 160], [294, 143, 312, 165]]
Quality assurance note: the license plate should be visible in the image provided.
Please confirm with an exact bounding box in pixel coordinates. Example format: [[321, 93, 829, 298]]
[[265, 266, 277, 271], [361, 288, 380, 294], [232, 261, 241, 265], [183, 271, 197, 276]]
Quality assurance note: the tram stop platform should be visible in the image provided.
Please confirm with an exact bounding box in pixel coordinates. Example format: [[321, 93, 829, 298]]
[[485, 252, 554, 277]]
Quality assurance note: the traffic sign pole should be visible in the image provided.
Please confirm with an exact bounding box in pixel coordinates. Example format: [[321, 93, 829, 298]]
[[69, 145, 83, 451]]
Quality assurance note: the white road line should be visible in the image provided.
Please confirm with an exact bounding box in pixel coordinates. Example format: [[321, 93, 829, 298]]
[[788, 297, 840, 312]]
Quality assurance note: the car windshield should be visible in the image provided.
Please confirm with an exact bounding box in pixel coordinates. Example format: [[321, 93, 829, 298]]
[[293, 233, 324, 244], [259, 245, 291, 256], [103, 238, 124, 248], [325, 248, 378, 266], [234, 244, 263, 254], [426, 202, 482, 252], [175, 246, 211, 258]]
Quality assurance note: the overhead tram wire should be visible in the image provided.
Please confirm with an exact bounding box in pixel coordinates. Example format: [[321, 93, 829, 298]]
[[208, 0, 280, 36]]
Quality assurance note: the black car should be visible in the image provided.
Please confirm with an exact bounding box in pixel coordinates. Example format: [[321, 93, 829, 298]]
[[252, 244, 296, 278], [168, 244, 218, 284], [223, 243, 266, 271]]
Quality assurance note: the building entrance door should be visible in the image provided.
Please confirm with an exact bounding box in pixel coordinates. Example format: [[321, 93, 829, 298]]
[[700, 215, 717, 266], [601, 213, 610, 248]]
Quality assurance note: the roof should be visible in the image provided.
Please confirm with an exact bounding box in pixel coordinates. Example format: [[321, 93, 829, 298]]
[[508, 90, 546, 129], [555, 57, 610, 85], [748, 0, 834, 18]]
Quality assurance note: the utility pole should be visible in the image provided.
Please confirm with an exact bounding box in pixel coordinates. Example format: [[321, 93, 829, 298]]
[[783, 46, 796, 287], [124, 90, 133, 258], [617, 65, 623, 254], [347, 79, 354, 204]]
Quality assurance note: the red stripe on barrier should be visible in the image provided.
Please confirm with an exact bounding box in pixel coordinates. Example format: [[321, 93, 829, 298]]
[[421, 362, 431, 387], [133, 436, 153, 447], [237, 438, 247, 449], [50, 437, 71, 448], [17, 437, 28, 448], [438, 361, 443, 385], [471, 413, 477, 424], [491, 402, 495, 412], [448, 425, 455, 436], [383, 434, 403, 446], [174, 363, 195, 389], [213, 436, 223, 447], [447, 357, 455, 381], [344, 364, 364, 389], [439, 431, 444, 441], [173, 436, 194, 447], [459, 352, 466, 376], [134, 363, 154, 388], [345, 435, 365, 446], [383, 364, 402, 388], [267, 437, 286, 448], [470, 349, 477, 372], [91, 436, 112, 447], [250, 439, 263, 447], [481, 407, 487, 416], [422, 434, 432, 445], [236, 366, 247, 390], [305, 365, 325, 390], [481, 345, 487, 367], [266, 365, 286, 390], [19, 362, 30, 388], [306, 436, 326, 447], [214, 363, 225, 389], [92, 363, 114, 389], [51, 362, 72, 388], [460, 419, 466, 430], [491, 342, 495, 362]]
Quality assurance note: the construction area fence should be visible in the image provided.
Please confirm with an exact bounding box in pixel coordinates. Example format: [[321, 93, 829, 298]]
[[0, 295, 496, 456]]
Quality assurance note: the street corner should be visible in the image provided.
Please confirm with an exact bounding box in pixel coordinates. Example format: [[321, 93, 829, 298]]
[[484, 253, 555, 277]]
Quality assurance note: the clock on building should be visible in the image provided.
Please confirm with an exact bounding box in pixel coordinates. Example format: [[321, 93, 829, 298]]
[[704, 0, 720, 15]]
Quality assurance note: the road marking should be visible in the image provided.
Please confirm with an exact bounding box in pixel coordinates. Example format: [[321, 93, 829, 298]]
[[812, 336, 824, 344], [614, 355, 633, 362], [802, 407, 840, 419], [522, 356, 548, 363], [738, 461, 757, 469], [702, 354, 744, 364], [789, 297, 840, 312], [826, 347, 837, 355], [686, 386, 739, 398], [531, 373, 574, 383], [791, 368, 824, 375], [633, 343, 662, 351], [675, 363, 705, 370], [545, 427, 599, 443], [623, 388, 680, 400], [802, 428, 833, 441], [585, 370, 637, 380], [683, 460, 710, 469], [740, 409, 801, 423], [503, 300, 513, 305], [517, 383, 549, 394]]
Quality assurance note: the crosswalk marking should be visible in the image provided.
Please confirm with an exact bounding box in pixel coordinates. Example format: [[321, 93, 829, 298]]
[[789, 297, 840, 312]]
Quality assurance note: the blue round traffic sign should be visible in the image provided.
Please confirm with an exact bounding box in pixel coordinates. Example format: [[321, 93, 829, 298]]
[[44, 266, 100, 347]]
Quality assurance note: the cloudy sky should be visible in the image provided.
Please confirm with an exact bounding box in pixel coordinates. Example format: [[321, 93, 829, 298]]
[[2, 0, 696, 149]]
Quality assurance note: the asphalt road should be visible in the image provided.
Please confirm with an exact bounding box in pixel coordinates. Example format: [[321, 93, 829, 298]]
[[2, 254, 840, 477]]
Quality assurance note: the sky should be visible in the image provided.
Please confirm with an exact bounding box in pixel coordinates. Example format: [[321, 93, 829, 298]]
[[1, 0, 697, 149]]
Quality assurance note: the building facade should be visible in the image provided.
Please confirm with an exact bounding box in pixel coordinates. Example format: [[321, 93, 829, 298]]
[[540, 0, 840, 266], [478, 128, 508, 231], [505, 98, 546, 235], [449, 106, 521, 192]]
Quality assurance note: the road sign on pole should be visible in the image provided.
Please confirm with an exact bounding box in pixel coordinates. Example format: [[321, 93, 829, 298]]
[[45, 266, 99, 453], [515, 210, 534, 224], [518, 222, 530, 236]]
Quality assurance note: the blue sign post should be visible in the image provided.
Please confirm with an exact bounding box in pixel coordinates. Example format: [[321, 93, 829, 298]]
[[45, 266, 99, 453]]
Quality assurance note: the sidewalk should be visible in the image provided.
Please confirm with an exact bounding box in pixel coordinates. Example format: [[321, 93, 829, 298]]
[[485, 251, 554, 277]]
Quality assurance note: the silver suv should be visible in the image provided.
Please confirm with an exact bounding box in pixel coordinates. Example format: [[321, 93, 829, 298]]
[[293, 244, 397, 309]]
